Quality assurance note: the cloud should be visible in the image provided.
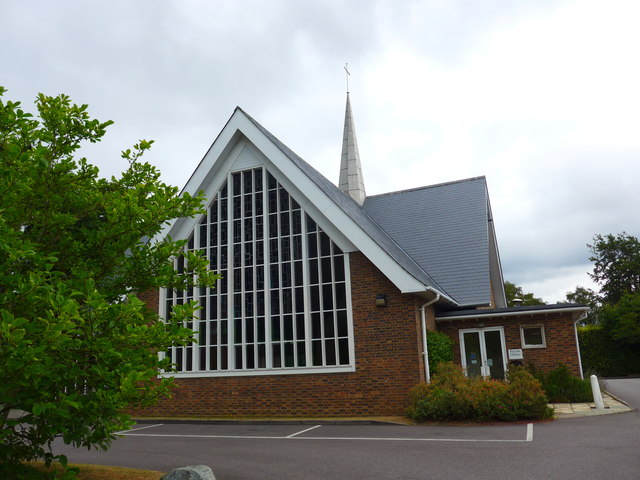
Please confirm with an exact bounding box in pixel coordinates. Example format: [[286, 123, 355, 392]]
[[2, 0, 639, 300]]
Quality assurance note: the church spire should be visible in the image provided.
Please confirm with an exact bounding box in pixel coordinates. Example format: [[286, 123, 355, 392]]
[[339, 92, 366, 205]]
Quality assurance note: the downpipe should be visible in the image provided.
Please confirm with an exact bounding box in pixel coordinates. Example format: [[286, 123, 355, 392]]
[[420, 293, 440, 383]]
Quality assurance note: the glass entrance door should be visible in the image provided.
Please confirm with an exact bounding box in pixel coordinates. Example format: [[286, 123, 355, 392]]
[[462, 331, 483, 377], [459, 327, 506, 380]]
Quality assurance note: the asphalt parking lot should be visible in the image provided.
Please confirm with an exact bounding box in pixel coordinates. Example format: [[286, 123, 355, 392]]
[[55, 410, 640, 480], [49, 378, 640, 480]]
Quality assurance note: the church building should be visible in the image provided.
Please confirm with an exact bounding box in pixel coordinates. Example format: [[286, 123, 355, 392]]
[[139, 95, 587, 417]]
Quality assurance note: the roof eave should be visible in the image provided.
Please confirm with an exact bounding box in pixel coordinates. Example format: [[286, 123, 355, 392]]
[[435, 305, 590, 322]]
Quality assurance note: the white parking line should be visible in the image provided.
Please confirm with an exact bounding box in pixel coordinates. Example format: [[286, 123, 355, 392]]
[[116, 423, 164, 435], [287, 425, 322, 438], [119, 424, 533, 443]]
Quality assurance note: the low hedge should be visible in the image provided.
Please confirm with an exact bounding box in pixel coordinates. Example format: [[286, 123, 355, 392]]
[[407, 363, 553, 422], [578, 325, 640, 377], [528, 364, 593, 403]]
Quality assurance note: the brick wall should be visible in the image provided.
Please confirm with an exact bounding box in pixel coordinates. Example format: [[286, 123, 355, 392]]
[[437, 313, 581, 376], [135, 251, 427, 417], [137, 289, 159, 311]]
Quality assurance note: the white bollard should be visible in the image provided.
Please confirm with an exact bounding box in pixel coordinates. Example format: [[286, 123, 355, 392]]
[[590, 374, 605, 410]]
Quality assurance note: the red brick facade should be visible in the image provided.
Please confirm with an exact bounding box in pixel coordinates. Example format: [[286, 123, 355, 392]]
[[136, 252, 427, 417], [437, 312, 582, 376], [135, 257, 583, 418]]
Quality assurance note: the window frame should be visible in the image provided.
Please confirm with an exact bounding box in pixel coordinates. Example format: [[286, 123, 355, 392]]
[[520, 324, 546, 349]]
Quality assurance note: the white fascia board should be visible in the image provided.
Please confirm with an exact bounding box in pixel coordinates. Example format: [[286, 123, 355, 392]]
[[487, 197, 507, 308], [436, 306, 589, 321]]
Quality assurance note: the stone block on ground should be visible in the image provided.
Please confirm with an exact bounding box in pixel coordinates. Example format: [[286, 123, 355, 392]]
[[160, 465, 216, 480]]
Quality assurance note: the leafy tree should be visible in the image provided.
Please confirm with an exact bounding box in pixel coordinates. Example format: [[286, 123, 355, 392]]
[[588, 232, 640, 304], [504, 281, 546, 307], [600, 292, 640, 344], [564, 286, 601, 325], [0, 87, 217, 477]]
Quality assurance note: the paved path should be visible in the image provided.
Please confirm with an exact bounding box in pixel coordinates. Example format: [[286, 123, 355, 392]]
[[550, 391, 631, 417]]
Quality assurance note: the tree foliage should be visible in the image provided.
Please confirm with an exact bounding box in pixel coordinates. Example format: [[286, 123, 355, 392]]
[[564, 286, 601, 325], [600, 291, 640, 344], [585, 232, 640, 345], [0, 87, 217, 476], [504, 281, 546, 307], [588, 232, 640, 304], [426, 330, 454, 376]]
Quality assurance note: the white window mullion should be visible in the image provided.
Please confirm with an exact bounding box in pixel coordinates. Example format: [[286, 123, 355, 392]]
[[330, 244, 339, 362], [263, 167, 272, 369], [344, 252, 355, 366], [277, 209, 284, 368], [300, 212, 312, 368], [216, 199, 222, 371], [240, 179, 246, 371], [226, 173, 234, 370]]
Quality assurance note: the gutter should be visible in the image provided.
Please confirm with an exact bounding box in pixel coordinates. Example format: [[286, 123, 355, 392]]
[[420, 292, 440, 383], [435, 306, 589, 321]]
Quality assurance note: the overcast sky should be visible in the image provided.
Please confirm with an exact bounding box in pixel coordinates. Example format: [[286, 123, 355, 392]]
[[2, 0, 639, 303]]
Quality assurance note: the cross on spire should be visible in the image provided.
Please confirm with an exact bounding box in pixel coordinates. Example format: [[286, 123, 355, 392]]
[[344, 62, 350, 93]]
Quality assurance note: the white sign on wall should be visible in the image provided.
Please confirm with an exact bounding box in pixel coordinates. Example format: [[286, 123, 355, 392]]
[[508, 349, 524, 360]]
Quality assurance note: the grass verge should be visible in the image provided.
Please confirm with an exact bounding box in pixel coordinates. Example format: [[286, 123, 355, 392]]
[[32, 462, 163, 480]]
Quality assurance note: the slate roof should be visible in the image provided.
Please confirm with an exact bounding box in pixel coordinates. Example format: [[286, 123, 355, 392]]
[[363, 178, 492, 306], [239, 107, 494, 307]]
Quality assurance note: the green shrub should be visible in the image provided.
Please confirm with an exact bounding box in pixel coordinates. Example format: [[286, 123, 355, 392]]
[[427, 330, 454, 375], [528, 364, 593, 403], [407, 363, 553, 422], [507, 367, 555, 419]]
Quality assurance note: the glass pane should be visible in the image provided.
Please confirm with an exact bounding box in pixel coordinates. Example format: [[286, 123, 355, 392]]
[[463, 331, 482, 377], [522, 327, 544, 346], [338, 338, 349, 365], [484, 330, 505, 380], [254, 169, 263, 192], [312, 340, 323, 366], [198, 347, 207, 371], [284, 342, 294, 367], [306, 215, 316, 233], [323, 312, 335, 337], [325, 339, 336, 365], [297, 341, 306, 367], [272, 343, 282, 368]]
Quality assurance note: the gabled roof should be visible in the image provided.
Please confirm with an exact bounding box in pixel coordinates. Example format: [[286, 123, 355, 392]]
[[363, 178, 494, 306], [163, 107, 504, 307]]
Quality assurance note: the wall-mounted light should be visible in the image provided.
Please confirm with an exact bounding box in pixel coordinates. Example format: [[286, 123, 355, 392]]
[[375, 294, 388, 307]]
